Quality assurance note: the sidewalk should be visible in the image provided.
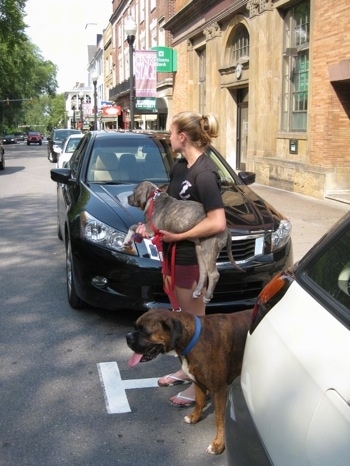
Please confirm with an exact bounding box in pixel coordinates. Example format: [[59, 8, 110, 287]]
[[252, 184, 350, 262]]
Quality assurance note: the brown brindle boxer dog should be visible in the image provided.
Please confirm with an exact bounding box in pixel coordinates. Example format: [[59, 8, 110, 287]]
[[126, 307, 253, 455]]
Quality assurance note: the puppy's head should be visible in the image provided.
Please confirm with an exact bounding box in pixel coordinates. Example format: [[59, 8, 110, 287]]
[[126, 308, 183, 362], [127, 181, 158, 210]]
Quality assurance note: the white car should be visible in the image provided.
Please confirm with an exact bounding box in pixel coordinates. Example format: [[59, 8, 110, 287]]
[[56, 133, 84, 168], [225, 211, 350, 466]]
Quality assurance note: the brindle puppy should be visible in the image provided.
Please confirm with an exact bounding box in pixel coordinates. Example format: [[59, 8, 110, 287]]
[[124, 181, 242, 303]]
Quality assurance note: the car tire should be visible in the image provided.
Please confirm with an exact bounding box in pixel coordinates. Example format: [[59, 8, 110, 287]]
[[39, 141, 42, 145], [27, 142, 30, 145], [66, 237, 85, 309]]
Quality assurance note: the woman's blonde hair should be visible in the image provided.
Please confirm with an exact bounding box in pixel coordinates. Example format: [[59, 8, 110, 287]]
[[172, 111, 219, 148]]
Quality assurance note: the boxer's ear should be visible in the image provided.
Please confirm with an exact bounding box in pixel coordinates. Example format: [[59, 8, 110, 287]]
[[162, 317, 183, 349], [169, 318, 183, 348]]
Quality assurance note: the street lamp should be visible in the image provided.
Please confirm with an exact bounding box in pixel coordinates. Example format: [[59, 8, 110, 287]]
[[72, 105, 76, 128], [125, 15, 137, 130], [78, 91, 84, 130], [92, 72, 98, 130]]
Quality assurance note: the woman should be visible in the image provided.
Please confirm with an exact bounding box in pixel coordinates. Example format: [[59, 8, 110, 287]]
[[138, 111, 226, 407]]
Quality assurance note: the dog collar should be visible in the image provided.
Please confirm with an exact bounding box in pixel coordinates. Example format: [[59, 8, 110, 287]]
[[181, 316, 202, 356]]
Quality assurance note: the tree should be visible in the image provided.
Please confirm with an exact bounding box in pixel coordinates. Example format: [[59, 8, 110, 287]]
[[0, 0, 58, 133]]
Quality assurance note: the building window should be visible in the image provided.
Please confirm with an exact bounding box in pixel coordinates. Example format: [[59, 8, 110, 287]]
[[281, 0, 310, 132], [231, 24, 249, 65]]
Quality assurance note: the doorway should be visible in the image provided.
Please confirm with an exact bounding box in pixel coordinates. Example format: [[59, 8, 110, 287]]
[[236, 87, 248, 171]]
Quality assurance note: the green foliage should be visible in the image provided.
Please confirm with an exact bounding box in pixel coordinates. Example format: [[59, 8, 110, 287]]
[[0, 0, 59, 134]]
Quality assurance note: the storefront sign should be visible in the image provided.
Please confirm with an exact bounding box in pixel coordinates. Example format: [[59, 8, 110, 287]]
[[101, 105, 121, 117], [151, 47, 177, 72], [135, 98, 156, 110]]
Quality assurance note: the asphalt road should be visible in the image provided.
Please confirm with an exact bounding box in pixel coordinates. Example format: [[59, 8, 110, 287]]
[[0, 142, 348, 466]]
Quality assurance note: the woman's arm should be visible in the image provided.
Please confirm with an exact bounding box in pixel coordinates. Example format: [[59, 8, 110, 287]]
[[160, 208, 226, 243]]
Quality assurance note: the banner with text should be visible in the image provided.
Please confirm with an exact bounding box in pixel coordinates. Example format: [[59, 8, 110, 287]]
[[135, 50, 157, 110]]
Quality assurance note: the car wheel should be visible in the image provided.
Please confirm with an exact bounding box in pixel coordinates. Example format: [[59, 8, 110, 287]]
[[66, 237, 85, 309], [27, 142, 30, 145], [39, 142, 42, 145]]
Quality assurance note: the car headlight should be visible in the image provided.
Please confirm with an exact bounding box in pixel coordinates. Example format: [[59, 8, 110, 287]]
[[80, 211, 137, 255], [271, 219, 292, 250]]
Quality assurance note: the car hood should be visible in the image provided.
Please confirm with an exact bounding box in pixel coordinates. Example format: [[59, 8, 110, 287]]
[[87, 183, 283, 234]]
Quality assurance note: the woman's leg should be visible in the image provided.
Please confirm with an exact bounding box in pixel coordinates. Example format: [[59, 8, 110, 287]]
[[159, 272, 207, 406]]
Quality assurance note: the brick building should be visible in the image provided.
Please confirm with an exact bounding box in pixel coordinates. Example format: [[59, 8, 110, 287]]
[[165, 0, 350, 199], [108, 0, 175, 130]]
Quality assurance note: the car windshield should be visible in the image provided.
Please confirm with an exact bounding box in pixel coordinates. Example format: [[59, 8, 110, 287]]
[[86, 139, 170, 184]]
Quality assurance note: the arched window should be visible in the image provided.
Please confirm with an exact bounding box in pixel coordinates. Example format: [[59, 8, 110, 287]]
[[231, 24, 249, 65]]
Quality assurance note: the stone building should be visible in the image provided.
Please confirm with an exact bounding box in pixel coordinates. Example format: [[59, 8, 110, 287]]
[[164, 0, 350, 199]]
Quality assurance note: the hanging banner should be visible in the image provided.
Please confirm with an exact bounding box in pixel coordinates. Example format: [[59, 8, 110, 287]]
[[134, 50, 157, 100]]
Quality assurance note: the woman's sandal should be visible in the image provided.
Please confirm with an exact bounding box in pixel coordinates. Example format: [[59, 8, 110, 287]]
[[158, 373, 190, 387], [169, 391, 195, 408]]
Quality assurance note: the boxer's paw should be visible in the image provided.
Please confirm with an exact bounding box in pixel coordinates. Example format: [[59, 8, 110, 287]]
[[192, 290, 202, 299], [203, 295, 212, 304], [184, 412, 201, 424], [206, 440, 225, 455]]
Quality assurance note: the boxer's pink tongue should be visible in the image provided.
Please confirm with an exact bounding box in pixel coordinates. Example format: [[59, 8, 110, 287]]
[[128, 352, 143, 367]]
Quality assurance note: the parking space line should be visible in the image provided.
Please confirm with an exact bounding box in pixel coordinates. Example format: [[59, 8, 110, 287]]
[[97, 361, 159, 414]]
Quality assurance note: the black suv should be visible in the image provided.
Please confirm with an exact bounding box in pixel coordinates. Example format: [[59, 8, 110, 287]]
[[48, 128, 81, 163]]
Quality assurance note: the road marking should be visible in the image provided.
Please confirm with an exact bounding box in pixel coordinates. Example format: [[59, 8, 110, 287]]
[[97, 361, 159, 414]]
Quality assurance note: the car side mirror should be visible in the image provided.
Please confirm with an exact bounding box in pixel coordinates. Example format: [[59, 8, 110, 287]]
[[238, 171, 256, 185], [50, 168, 73, 185]]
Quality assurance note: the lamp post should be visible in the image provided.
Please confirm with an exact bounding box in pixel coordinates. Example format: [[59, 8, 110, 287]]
[[78, 91, 84, 130], [125, 15, 137, 130], [92, 72, 98, 130], [72, 105, 76, 128]]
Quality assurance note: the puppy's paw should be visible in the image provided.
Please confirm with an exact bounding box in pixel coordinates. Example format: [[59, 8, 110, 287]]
[[203, 295, 212, 304], [206, 441, 225, 455], [192, 290, 201, 299]]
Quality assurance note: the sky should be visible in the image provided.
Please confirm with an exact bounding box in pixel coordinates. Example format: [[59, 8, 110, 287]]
[[24, 0, 112, 92]]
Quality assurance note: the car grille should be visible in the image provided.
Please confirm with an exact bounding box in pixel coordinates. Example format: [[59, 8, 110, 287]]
[[218, 234, 266, 263]]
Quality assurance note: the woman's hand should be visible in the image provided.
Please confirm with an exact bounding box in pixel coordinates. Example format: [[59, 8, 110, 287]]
[[135, 223, 150, 238], [159, 230, 184, 243]]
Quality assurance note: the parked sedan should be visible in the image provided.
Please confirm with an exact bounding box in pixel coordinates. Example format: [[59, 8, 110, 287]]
[[2, 134, 17, 144], [225, 211, 350, 466], [50, 130, 293, 312], [56, 133, 84, 168]]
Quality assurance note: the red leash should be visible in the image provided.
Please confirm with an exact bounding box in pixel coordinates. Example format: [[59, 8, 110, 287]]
[[147, 191, 181, 312]]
